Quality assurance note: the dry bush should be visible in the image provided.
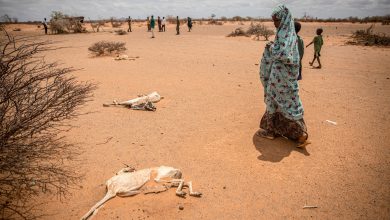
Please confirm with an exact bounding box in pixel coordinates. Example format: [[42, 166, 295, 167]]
[[89, 19, 105, 32], [50, 11, 85, 34], [90, 23, 101, 32], [88, 41, 126, 56], [115, 29, 127, 35], [208, 20, 223, 25], [110, 18, 122, 28], [166, 15, 176, 24], [98, 20, 106, 26], [382, 20, 390, 25], [0, 27, 95, 219], [347, 25, 390, 46], [227, 27, 249, 37], [50, 19, 68, 34], [246, 22, 274, 41]]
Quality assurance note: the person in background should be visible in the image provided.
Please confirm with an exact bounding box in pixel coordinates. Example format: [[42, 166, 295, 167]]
[[150, 15, 155, 38], [187, 17, 193, 32], [257, 4, 308, 146], [147, 16, 151, 32], [294, 21, 304, 80], [306, 28, 324, 69], [127, 16, 132, 32], [43, 18, 48, 34], [176, 16, 180, 35], [162, 17, 166, 32], [158, 16, 162, 32]]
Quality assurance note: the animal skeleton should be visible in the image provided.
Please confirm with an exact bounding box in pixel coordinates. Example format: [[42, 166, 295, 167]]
[[81, 166, 201, 220], [103, 91, 163, 111], [114, 54, 140, 61]]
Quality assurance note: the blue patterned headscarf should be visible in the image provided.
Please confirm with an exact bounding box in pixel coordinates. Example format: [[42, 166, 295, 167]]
[[259, 4, 303, 121], [270, 5, 299, 66]]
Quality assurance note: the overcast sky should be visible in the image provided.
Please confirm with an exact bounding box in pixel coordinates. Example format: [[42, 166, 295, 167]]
[[1, 0, 389, 21]]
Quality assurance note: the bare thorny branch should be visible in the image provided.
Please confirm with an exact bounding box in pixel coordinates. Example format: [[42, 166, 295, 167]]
[[0, 26, 96, 219]]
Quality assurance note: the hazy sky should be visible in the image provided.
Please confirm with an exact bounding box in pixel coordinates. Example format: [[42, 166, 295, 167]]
[[1, 0, 389, 21]]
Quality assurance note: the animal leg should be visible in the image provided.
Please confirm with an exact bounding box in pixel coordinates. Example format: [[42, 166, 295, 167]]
[[154, 178, 182, 185], [81, 192, 116, 220], [175, 179, 186, 197], [186, 181, 202, 197], [143, 185, 169, 194], [117, 190, 141, 197]]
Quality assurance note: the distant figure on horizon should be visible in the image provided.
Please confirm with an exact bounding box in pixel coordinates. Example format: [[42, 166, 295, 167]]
[[162, 17, 166, 32], [257, 4, 308, 146], [150, 15, 155, 38], [187, 17, 193, 32], [147, 16, 151, 32], [306, 28, 324, 69], [158, 16, 162, 32], [294, 21, 304, 80], [176, 16, 180, 35], [127, 16, 132, 32], [43, 18, 48, 34]]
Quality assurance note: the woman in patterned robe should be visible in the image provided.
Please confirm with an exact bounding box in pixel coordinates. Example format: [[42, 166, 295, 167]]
[[257, 5, 308, 145]]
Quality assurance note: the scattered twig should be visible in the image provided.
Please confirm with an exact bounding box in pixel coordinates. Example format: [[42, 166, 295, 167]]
[[96, 137, 113, 145], [303, 205, 318, 209], [325, 120, 337, 125]]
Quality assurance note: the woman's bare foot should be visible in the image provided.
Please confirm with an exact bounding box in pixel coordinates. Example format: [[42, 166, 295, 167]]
[[256, 130, 275, 140], [297, 133, 309, 148], [297, 141, 311, 148], [309, 62, 313, 66]]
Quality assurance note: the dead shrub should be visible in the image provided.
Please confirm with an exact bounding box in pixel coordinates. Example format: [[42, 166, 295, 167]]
[[0, 27, 95, 219], [246, 22, 274, 41], [382, 20, 390, 25], [50, 18, 68, 33], [89, 19, 106, 32], [88, 41, 126, 56], [227, 27, 249, 37], [208, 20, 223, 25], [115, 29, 127, 35], [347, 25, 390, 46], [110, 18, 122, 28], [49, 11, 85, 34]]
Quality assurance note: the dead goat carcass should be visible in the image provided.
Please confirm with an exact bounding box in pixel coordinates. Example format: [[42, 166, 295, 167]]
[[103, 91, 163, 111], [81, 166, 201, 220]]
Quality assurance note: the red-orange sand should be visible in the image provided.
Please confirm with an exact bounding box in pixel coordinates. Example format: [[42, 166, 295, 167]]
[[4, 21, 390, 219]]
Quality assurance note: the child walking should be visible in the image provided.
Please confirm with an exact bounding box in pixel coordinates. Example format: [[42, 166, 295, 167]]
[[306, 28, 323, 69], [150, 15, 155, 38], [295, 22, 304, 80]]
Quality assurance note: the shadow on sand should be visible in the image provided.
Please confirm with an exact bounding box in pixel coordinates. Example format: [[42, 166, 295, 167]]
[[252, 132, 310, 162]]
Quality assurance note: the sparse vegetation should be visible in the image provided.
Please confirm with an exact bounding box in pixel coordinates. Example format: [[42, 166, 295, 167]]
[[347, 25, 390, 46], [226, 23, 274, 40], [49, 11, 85, 34], [208, 20, 223, 25], [246, 22, 274, 41], [0, 27, 95, 219], [0, 14, 17, 23], [297, 14, 390, 23], [110, 17, 122, 28], [115, 29, 127, 35], [227, 27, 248, 37], [88, 41, 126, 56]]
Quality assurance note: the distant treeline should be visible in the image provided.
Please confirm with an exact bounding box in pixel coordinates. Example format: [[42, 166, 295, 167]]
[[216, 15, 390, 24], [1, 13, 390, 25]]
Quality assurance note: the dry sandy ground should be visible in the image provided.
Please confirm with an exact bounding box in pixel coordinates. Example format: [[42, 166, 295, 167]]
[[4, 21, 390, 219]]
